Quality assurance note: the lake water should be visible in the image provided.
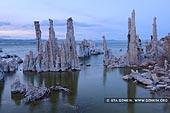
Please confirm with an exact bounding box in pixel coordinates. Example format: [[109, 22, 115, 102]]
[[0, 40, 169, 113]]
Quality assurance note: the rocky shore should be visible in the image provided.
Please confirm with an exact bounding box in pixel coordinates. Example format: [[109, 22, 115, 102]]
[[123, 66, 170, 96]]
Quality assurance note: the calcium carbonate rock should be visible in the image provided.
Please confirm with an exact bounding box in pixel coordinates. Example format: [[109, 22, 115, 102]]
[[103, 37, 129, 68], [23, 86, 50, 103], [66, 18, 80, 70], [0, 60, 8, 72], [11, 77, 26, 94], [60, 42, 68, 71], [79, 39, 103, 57], [8, 59, 18, 72], [127, 10, 144, 65], [28, 51, 35, 71], [124, 69, 153, 85], [34, 21, 43, 72], [79, 39, 91, 57], [16, 56, 23, 64], [34, 21, 42, 55], [48, 19, 58, 70], [22, 84, 71, 103], [152, 17, 158, 58], [103, 10, 145, 68], [23, 18, 80, 72], [127, 10, 138, 65], [0, 55, 21, 72], [23, 55, 30, 71], [50, 85, 71, 93], [102, 36, 117, 67], [102, 10, 167, 68], [144, 17, 159, 62]]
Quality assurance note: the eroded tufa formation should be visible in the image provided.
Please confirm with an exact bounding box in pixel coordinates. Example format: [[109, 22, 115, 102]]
[[103, 10, 144, 67], [103, 10, 170, 68], [23, 18, 80, 72], [79, 39, 103, 58]]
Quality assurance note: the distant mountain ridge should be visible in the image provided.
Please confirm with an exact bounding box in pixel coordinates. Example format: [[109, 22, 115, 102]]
[[0, 38, 129, 45]]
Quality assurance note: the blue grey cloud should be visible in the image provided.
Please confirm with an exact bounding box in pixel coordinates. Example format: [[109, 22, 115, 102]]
[[74, 22, 99, 27], [0, 21, 11, 26], [41, 19, 65, 26], [22, 19, 100, 28]]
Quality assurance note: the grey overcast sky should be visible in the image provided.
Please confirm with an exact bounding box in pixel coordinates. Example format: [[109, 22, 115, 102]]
[[0, 0, 169, 40]]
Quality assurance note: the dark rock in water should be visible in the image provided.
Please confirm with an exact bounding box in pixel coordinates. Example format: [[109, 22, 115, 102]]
[[10, 77, 71, 104], [86, 64, 91, 67], [16, 57, 23, 64], [11, 77, 26, 94], [23, 85, 70, 103], [80, 63, 83, 66], [1, 54, 18, 59], [10, 84, 72, 104], [2, 54, 11, 59], [23, 86, 51, 103], [50, 85, 71, 93]]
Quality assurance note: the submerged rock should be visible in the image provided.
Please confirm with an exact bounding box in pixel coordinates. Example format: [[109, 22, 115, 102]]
[[10, 77, 72, 104], [123, 68, 170, 95], [23, 84, 71, 103], [86, 64, 91, 67], [23, 86, 50, 103], [123, 69, 153, 85], [50, 85, 71, 93], [11, 77, 26, 94]]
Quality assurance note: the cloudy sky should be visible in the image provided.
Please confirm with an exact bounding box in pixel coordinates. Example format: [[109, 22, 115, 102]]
[[0, 0, 169, 40]]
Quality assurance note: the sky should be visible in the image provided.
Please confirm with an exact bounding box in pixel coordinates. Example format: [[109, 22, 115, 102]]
[[0, 0, 170, 40]]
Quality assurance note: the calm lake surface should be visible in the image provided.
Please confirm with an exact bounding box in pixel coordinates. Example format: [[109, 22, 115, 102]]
[[0, 40, 169, 113]]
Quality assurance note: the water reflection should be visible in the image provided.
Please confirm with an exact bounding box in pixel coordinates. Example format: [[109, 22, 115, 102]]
[[12, 71, 79, 112], [127, 82, 136, 113], [119, 67, 131, 75], [103, 68, 107, 86], [163, 103, 170, 113], [11, 94, 23, 106], [0, 82, 4, 109], [119, 67, 136, 113]]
